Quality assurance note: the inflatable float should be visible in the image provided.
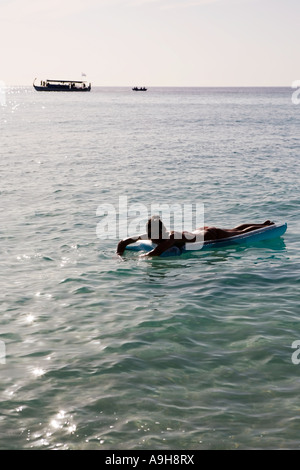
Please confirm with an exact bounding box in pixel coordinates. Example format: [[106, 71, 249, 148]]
[[125, 223, 287, 257]]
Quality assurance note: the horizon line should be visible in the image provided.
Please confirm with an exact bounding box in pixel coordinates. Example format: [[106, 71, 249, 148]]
[[5, 84, 293, 88]]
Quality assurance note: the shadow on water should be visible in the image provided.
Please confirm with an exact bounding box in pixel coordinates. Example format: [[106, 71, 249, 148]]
[[120, 238, 287, 280], [182, 236, 286, 257]]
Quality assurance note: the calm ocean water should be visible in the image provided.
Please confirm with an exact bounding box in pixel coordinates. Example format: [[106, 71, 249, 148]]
[[0, 86, 300, 450]]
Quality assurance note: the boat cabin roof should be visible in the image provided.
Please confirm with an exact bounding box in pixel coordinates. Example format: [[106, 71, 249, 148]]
[[46, 79, 87, 83]]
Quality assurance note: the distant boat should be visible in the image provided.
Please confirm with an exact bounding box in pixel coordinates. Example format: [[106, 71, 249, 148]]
[[132, 87, 147, 92], [33, 78, 91, 92]]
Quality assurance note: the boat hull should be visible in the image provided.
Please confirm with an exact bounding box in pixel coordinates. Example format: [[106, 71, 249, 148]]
[[33, 85, 91, 92]]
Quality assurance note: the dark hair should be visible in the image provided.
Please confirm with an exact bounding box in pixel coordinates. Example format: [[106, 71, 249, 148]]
[[146, 216, 167, 240]]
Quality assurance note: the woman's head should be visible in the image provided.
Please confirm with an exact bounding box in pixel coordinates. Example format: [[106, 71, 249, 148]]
[[146, 215, 168, 241]]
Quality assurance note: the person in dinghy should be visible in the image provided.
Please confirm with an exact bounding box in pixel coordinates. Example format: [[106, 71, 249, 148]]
[[116, 216, 274, 257]]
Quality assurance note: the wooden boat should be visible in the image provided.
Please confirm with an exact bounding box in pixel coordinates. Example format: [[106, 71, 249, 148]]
[[33, 78, 91, 92]]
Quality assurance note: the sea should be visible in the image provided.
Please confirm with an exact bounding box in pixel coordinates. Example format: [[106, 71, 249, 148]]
[[0, 86, 300, 450]]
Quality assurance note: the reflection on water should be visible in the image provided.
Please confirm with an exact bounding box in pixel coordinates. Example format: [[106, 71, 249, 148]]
[[125, 237, 287, 267]]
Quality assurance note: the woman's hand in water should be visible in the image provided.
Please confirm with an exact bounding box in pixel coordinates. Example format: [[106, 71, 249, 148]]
[[139, 253, 151, 258]]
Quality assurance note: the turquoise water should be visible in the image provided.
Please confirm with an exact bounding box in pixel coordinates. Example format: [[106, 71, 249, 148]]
[[0, 87, 300, 450]]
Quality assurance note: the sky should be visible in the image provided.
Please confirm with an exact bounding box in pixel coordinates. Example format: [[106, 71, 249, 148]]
[[0, 0, 299, 86]]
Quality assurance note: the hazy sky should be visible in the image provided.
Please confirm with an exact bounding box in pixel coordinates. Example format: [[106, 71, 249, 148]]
[[0, 0, 299, 86]]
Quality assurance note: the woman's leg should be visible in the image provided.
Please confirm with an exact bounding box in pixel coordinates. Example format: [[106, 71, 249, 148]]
[[204, 227, 238, 240], [204, 221, 274, 241], [232, 221, 274, 231]]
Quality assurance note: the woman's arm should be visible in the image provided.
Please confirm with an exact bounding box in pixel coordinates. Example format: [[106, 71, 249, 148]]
[[117, 233, 147, 255], [141, 238, 177, 257], [117, 238, 136, 255], [141, 231, 197, 257]]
